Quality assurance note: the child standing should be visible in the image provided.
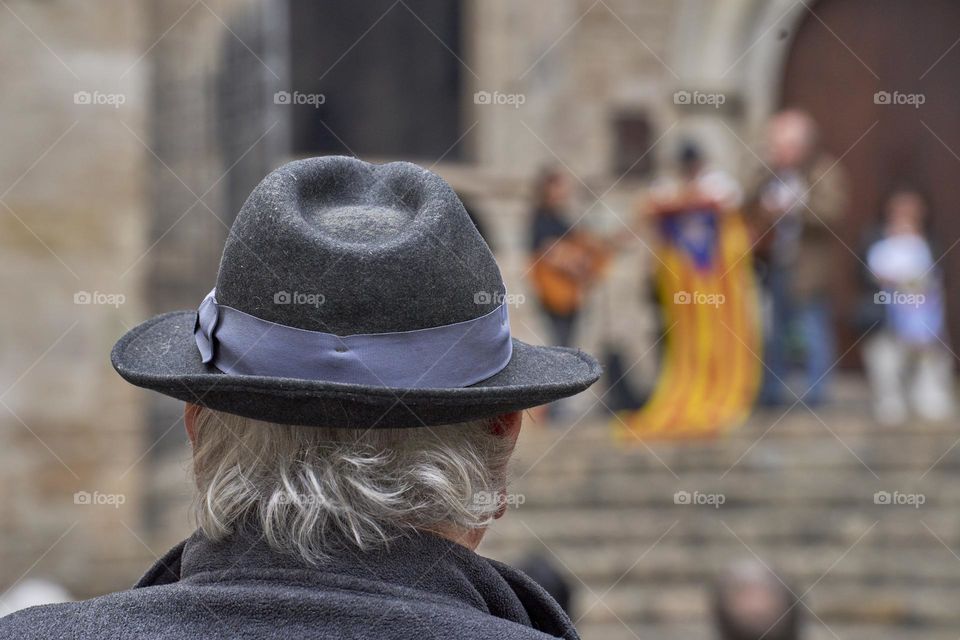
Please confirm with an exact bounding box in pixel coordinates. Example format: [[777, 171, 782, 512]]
[[863, 189, 954, 425]]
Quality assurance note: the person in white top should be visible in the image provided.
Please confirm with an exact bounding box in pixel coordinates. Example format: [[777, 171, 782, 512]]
[[862, 188, 954, 426]]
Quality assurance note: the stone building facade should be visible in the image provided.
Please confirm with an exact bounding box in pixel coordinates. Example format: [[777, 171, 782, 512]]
[[0, 0, 150, 598]]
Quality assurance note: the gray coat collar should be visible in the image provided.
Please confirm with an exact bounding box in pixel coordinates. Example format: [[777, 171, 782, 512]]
[[133, 527, 579, 639]]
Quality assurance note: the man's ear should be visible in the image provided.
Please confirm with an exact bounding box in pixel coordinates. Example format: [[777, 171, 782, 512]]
[[184, 403, 202, 446], [491, 411, 522, 520], [490, 411, 522, 444]]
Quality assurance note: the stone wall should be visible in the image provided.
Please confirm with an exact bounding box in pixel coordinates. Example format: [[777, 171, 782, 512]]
[[0, 0, 150, 597]]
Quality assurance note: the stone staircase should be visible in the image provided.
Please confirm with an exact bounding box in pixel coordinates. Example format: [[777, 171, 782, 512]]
[[480, 379, 960, 640]]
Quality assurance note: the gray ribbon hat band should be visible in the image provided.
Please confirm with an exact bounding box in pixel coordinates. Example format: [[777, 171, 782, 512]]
[[195, 288, 513, 388]]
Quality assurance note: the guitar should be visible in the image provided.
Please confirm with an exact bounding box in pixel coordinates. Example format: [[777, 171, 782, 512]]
[[529, 232, 611, 316]]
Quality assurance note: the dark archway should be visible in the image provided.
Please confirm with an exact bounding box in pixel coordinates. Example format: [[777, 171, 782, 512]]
[[781, 0, 960, 357], [215, 1, 466, 226]]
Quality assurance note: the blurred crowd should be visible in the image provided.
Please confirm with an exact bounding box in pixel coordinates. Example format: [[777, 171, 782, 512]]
[[524, 108, 955, 431], [509, 105, 957, 640]]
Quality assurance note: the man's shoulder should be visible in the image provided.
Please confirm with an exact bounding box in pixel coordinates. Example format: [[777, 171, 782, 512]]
[[0, 584, 569, 640], [2, 600, 83, 639], [0, 584, 185, 640]]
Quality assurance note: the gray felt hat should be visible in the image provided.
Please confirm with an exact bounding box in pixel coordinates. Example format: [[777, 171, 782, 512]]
[[111, 156, 601, 428]]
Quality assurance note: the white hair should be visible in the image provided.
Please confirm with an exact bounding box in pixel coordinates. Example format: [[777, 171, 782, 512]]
[[190, 408, 513, 563]]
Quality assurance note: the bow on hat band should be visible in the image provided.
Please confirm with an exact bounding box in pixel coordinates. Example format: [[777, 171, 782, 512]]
[[194, 289, 513, 388]]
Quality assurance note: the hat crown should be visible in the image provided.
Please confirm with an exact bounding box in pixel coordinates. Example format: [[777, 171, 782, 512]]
[[215, 156, 504, 335]]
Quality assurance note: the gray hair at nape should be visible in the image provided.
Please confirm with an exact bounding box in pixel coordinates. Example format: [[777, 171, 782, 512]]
[[189, 407, 514, 563]]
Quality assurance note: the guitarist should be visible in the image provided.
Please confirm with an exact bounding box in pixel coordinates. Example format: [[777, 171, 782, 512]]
[[528, 167, 606, 349]]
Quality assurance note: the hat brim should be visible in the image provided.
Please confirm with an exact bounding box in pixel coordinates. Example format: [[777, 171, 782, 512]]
[[111, 311, 603, 428]]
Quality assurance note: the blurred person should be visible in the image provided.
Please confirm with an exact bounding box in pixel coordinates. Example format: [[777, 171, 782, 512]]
[[712, 560, 801, 640], [528, 167, 609, 349], [619, 141, 761, 439], [746, 110, 849, 407], [1, 157, 601, 639], [528, 167, 609, 424], [646, 140, 743, 214], [641, 141, 744, 321], [862, 188, 954, 426]]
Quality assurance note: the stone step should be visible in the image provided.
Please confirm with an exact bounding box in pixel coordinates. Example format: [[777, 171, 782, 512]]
[[567, 582, 960, 626], [518, 410, 958, 446], [518, 418, 960, 449], [487, 392, 959, 636], [513, 431, 960, 476], [506, 470, 953, 508], [482, 538, 960, 585], [483, 507, 960, 547]]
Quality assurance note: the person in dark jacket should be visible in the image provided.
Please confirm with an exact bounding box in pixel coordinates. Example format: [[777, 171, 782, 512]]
[[1, 157, 601, 639], [527, 167, 608, 350], [745, 110, 849, 407]]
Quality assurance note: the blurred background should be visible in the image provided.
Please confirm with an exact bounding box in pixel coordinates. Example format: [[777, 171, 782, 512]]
[[2, 1, 960, 639]]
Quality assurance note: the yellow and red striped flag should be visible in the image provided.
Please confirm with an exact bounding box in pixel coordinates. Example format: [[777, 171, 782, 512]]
[[616, 205, 761, 440]]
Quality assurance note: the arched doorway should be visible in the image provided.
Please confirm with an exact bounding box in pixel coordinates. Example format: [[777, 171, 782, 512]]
[[287, 0, 464, 160], [214, 0, 466, 224], [781, 0, 960, 357]]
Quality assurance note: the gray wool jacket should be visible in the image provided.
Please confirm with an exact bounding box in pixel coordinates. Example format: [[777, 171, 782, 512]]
[[0, 527, 579, 640]]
